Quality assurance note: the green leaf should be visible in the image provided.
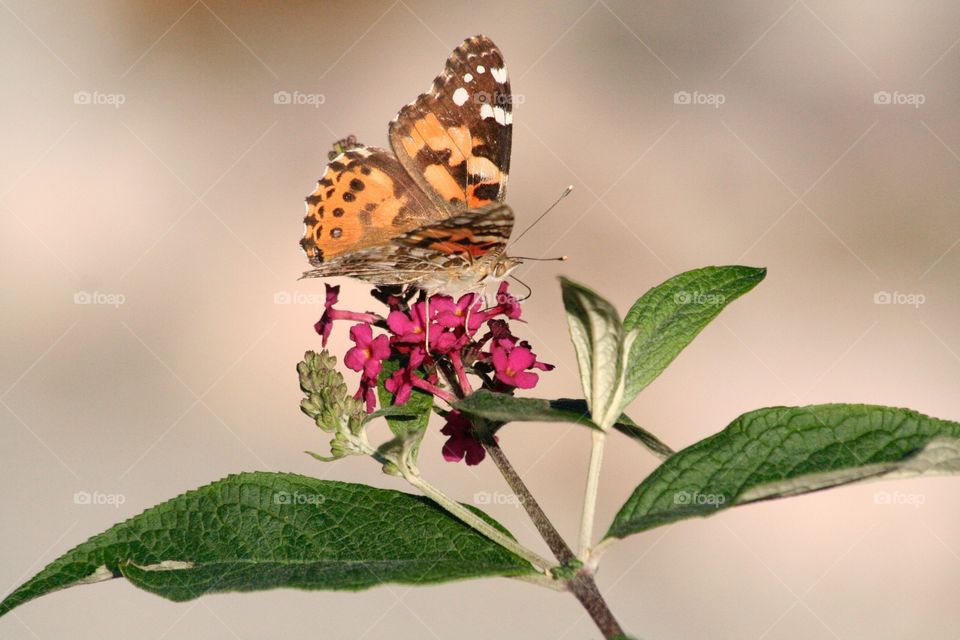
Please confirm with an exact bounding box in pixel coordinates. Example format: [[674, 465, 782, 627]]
[[376, 359, 434, 465], [0, 472, 535, 618], [621, 266, 765, 404], [455, 390, 601, 429], [606, 404, 960, 539], [558, 400, 675, 460], [560, 277, 629, 429], [454, 391, 674, 460]]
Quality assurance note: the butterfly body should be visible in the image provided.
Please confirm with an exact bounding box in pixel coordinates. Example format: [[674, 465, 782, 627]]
[[300, 35, 519, 295]]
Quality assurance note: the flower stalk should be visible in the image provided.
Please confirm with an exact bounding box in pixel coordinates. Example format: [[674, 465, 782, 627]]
[[307, 281, 625, 638], [394, 457, 553, 573]]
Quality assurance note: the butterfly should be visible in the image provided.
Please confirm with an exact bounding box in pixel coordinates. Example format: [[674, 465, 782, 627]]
[[299, 35, 520, 296]]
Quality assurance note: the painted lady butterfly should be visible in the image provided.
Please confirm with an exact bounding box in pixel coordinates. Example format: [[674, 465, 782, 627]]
[[300, 35, 519, 296]]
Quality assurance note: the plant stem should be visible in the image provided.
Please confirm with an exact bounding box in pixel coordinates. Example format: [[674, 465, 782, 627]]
[[448, 350, 473, 395], [410, 376, 457, 404], [578, 430, 606, 558], [482, 437, 625, 638], [568, 569, 625, 639], [433, 361, 623, 635], [511, 573, 568, 592], [397, 462, 553, 572], [482, 438, 577, 564]]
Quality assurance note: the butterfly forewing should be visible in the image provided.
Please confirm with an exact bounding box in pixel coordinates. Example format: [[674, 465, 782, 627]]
[[389, 35, 512, 212]]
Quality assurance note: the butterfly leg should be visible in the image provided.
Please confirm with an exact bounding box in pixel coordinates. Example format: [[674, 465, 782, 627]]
[[464, 293, 475, 335], [424, 293, 431, 354], [464, 285, 487, 336]]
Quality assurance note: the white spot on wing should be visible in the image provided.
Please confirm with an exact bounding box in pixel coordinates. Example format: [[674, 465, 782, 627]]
[[463, 73, 473, 82], [490, 67, 507, 83], [479, 103, 511, 126], [476, 65, 485, 73], [452, 87, 469, 106]]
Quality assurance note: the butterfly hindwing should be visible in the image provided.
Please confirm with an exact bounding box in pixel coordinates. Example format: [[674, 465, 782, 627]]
[[302, 204, 514, 288], [300, 145, 441, 266], [394, 203, 513, 259], [389, 35, 512, 213]]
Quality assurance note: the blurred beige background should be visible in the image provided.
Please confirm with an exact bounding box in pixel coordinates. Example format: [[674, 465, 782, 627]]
[[2, 1, 960, 638]]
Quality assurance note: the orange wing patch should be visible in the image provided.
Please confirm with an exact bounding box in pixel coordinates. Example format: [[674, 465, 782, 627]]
[[397, 113, 468, 205], [300, 146, 438, 266], [395, 113, 506, 209]]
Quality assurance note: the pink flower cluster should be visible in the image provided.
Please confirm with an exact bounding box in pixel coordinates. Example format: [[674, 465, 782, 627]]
[[315, 282, 553, 464]]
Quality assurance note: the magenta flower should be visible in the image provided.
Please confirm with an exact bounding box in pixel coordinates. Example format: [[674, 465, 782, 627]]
[[314, 283, 380, 347], [344, 323, 391, 379], [355, 379, 378, 414], [387, 302, 428, 343], [491, 342, 552, 389], [433, 293, 479, 329], [311, 281, 552, 462], [431, 328, 468, 355], [479, 319, 517, 347], [384, 347, 427, 405], [441, 410, 487, 465], [313, 284, 341, 347], [493, 281, 522, 319], [466, 282, 522, 332]]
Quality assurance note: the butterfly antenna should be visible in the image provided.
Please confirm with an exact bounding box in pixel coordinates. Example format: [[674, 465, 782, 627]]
[[509, 274, 533, 301], [509, 185, 574, 247], [511, 255, 569, 262]]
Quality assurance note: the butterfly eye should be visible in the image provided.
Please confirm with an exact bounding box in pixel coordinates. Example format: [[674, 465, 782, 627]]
[[494, 259, 520, 278]]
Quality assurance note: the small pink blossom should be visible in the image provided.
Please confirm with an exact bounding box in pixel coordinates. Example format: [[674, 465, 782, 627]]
[[313, 284, 341, 347], [343, 323, 391, 379], [314, 284, 380, 347], [466, 282, 522, 332], [384, 347, 426, 405], [441, 410, 487, 465], [491, 342, 552, 389], [354, 379, 378, 413], [433, 293, 480, 329], [431, 328, 468, 355], [387, 302, 428, 343]]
